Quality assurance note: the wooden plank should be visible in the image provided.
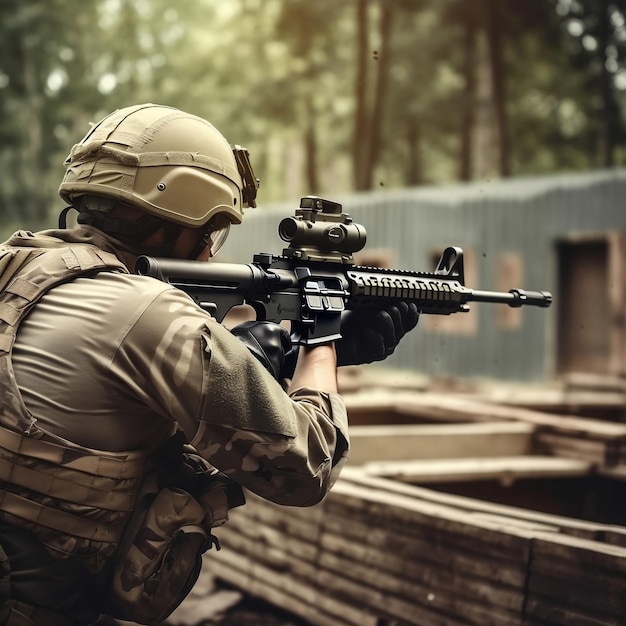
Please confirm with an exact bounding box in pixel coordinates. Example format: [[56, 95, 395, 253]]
[[315, 567, 477, 626], [400, 394, 626, 438], [209, 550, 363, 626], [344, 390, 626, 470], [535, 432, 618, 465], [532, 531, 626, 576], [527, 575, 626, 623], [562, 371, 626, 393], [344, 390, 626, 439], [223, 492, 529, 610], [320, 513, 527, 585], [359, 455, 591, 484], [454, 552, 527, 589], [525, 532, 626, 624], [448, 597, 522, 626], [319, 533, 526, 616], [216, 514, 476, 625], [347, 421, 535, 465], [320, 508, 531, 622], [523, 598, 621, 626], [325, 481, 533, 563], [602, 525, 626, 548], [219, 479, 532, 625], [478, 383, 626, 415], [339, 468, 621, 542], [215, 520, 319, 575], [205, 460, 626, 626], [221, 502, 319, 554], [226, 491, 324, 542], [210, 549, 316, 607]]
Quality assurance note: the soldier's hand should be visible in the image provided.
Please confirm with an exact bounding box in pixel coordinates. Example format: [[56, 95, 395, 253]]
[[335, 301, 419, 366], [231, 321, 292, 380]]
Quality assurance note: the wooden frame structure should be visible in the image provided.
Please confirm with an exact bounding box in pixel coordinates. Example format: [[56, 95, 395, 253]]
[[204, 390, 626, 626]]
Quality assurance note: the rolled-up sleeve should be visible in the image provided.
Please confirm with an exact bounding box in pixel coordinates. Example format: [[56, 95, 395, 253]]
[[190, 320, 349, 506]]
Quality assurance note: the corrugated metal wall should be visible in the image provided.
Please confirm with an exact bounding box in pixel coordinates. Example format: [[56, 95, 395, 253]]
[[218, 169, 626, 382]]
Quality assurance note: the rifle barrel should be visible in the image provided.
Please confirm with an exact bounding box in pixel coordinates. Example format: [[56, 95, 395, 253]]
[[469, 289, 552, 308]]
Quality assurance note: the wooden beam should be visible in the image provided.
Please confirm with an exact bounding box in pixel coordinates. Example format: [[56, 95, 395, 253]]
[[347, 421, 535, 465], [358, 455, 592, 484], [344, 390, 626, 466]]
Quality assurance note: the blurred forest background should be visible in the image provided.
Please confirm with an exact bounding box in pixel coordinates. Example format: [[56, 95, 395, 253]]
[[1, 0, 626, 237]]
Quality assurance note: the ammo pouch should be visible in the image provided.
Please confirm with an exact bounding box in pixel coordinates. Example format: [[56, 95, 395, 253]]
[[107, 487, 207, 624], [105, 458, 245, 625]]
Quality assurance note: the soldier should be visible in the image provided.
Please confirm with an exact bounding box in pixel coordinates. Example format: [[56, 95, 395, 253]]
[[0, 104, 418, 625]]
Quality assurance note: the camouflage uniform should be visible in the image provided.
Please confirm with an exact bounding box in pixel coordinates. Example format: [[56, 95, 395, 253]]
[[0, 226, 349, 624]]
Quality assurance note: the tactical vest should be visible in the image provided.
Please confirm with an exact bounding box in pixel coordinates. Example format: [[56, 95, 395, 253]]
[[0, 232, 243, 624], [0, 233, 147, 575]]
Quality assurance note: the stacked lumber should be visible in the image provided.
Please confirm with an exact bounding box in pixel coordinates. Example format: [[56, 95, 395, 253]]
[[347, 421, 592, 485], [208, 481, 524, 625], [201, 389, 626, 625], [562, 371, 626, 394], [524, 533, 626, 625], [344, 390, 626, 466], [338, 367, 626, 420], [206, 469, 626, 626]]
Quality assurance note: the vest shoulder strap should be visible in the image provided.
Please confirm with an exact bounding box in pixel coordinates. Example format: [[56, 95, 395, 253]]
[[0, 244, 127, 345]]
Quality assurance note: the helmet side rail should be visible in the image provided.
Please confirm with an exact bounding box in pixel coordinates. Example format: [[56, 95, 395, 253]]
[[134, 196, 552, 346]]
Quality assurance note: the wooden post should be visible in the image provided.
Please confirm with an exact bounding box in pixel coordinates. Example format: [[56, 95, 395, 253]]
[[608, 231, 626, 377]]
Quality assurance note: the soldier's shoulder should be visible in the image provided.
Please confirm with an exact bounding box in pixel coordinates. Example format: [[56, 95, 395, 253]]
[[88, 270, 186, 301]]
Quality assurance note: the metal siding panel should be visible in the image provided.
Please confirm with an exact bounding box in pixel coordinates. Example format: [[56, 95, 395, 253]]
[[214, 171, 626, 382]]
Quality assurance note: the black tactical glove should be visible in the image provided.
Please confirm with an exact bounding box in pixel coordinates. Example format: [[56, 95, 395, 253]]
[[279, 301, 419, 378], [231, 321, 292, 380], [335, 301, 419, 366]]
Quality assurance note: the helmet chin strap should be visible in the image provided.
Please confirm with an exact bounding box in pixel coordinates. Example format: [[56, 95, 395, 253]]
[[188, 231, 211, 260], [58, 206, 77, 228], [187, 214, 231, 260]]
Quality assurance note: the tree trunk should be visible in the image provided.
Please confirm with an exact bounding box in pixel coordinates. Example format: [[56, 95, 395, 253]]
[[353, 0, 370, 190], [304, 99, 319, 193], [459, 13, 477, 181], [364, 1, 393, 189], [20, 26, 46, 222], [484, 0, 511, 177], [598, 0, 615, 167], [406, 119, 422, 186]]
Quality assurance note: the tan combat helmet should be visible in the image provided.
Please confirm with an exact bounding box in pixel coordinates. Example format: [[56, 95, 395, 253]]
[[58, 103, 259, 255]]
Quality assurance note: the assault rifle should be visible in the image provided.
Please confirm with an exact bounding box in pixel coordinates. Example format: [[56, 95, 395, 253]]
[[135, 196, 552, 345]]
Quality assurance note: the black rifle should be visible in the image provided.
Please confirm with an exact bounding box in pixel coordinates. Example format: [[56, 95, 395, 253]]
[[135, 196, 552, 345]]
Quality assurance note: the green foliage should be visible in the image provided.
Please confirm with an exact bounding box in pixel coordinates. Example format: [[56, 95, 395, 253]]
[[0, 0, 623, 237]]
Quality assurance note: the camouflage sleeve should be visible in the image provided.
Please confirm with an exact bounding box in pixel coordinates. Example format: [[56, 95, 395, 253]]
[[191, 318, 350, 506], [116, 282, 349, 506]]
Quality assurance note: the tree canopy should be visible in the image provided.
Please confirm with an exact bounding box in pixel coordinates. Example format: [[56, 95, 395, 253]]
[[0, 0, 624, 234]]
